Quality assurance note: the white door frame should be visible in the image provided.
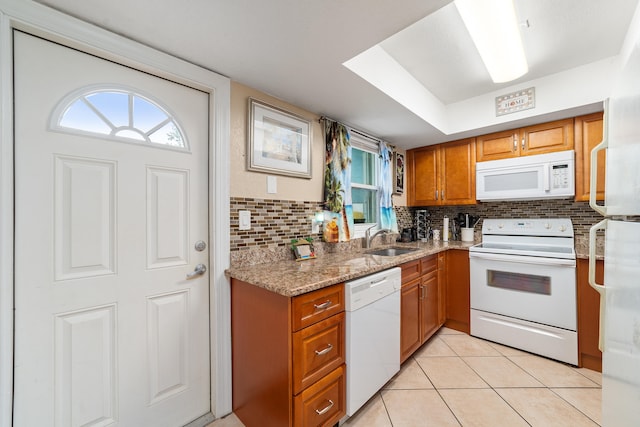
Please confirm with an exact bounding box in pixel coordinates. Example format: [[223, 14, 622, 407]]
[[0, 2, 232, 425]]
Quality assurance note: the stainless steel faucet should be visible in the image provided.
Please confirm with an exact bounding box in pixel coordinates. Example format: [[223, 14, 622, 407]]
[[364, 225, 391, 249]]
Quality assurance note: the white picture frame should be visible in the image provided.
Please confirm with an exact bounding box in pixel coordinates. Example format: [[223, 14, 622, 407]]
[[247, 98, 312, 178]]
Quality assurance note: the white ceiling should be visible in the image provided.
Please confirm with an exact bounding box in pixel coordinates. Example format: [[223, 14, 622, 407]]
[[33, 0, 640, 148]]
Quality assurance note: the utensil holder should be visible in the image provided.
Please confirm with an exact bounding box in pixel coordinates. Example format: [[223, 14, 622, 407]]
[[461, 227, 474, 242]]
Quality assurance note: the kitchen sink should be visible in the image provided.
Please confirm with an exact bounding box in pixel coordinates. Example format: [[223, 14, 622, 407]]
[[367, 247, 419, 257]]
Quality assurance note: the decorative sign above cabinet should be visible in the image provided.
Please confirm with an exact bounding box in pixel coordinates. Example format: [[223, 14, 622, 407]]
[[496, 87, 535, 116]]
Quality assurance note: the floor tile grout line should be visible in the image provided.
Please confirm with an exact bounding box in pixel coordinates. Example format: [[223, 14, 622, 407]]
[[547, 387, 602, 426], [411, 349, 534, 426], [411, 334, 603, 427], [376, 391, 395, 427], [454, 351, 533, 426]]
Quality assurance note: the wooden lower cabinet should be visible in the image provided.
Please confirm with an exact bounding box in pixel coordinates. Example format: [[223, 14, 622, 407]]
[[294, 365, 346, 427], [445, 249, 470, 334], [232, 280, 346, 427], [400, 275, 421, 362], [400, 255, 445, 362], [420, 269, 439, 342], [577, 258, 603, 372], [437, 253, 446, 326]]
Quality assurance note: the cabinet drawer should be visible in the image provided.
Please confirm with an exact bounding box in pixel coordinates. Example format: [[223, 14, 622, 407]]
[[421, 255, 437, 275], [293, 312, 345, 394], [401, 260, 421, 284], [292, 283, 344, 331], [294, 364, 345, 427]]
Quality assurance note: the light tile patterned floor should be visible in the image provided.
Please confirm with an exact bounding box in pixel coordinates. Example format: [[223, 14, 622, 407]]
[[207, 327, 602, 427]]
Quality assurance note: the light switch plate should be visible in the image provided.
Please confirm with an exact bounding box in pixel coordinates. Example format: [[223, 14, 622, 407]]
[[239, 210, 251, 230], [267, 175, 277, 194]]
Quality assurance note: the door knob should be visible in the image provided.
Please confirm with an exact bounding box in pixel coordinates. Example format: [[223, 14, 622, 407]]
[[186, 263, 207, 279]]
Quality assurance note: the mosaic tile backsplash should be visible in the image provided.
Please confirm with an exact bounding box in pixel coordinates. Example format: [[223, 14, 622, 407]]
[[230, 197, 602, 266]]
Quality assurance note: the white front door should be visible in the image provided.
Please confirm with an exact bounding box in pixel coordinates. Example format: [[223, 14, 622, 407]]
[[13, 31, 211, 426]]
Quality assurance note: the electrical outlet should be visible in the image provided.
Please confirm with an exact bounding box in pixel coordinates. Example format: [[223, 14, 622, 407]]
[[239, 210, 251, 230]]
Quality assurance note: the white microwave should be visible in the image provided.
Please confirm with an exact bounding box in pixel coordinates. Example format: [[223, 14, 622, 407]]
[[476, 150, 575, 201]]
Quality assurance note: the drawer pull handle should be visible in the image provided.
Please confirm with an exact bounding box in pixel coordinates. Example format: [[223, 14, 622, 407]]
[[315, 399, 334, 416], [313, 300, 332, 311], [315, 344, 333, 356]]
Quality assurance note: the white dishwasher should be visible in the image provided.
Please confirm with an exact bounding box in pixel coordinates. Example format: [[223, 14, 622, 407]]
[[344, 267, 401, 417]]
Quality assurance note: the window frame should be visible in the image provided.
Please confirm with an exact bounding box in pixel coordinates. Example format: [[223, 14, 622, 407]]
[[349, 133, 380, 239], [49, 84, 190, 152]]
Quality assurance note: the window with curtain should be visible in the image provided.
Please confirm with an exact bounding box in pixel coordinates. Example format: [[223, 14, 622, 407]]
[[323, 120, 397, 242]]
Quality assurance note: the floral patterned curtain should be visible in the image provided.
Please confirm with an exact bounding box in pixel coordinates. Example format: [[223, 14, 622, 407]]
[[322, 119, 354, 242], [379, 141, 399, 233]]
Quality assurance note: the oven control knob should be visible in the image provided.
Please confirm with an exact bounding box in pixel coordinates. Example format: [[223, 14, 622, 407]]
[[498, 223, 504, 229], [559, 225, 567, 232], [544, 223, 551, 229]]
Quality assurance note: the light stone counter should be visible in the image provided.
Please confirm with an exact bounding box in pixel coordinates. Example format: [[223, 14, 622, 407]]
[[226, 240, 476, 297]]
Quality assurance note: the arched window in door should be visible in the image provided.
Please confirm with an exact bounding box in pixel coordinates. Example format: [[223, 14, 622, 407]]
[[51, 85, 189, 150]]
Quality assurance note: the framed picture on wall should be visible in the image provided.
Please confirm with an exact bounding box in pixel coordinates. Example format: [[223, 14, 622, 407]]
[[393, 151, 404, 195], [247, 98, 312, 179]]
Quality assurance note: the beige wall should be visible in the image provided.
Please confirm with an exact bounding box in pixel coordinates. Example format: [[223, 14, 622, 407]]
[[230, 81, 407, 207], [230, 82, 325, 201]]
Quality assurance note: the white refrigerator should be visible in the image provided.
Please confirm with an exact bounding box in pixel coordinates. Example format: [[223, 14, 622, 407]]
[[588, 3, 640, 426]]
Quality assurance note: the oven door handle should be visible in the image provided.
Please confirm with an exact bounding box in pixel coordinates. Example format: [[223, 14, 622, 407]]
[[469, 251, 576, 267]]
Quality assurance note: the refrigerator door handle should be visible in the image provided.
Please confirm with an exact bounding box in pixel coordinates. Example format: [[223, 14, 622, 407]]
[[588, 219, 608, 351], [589, 99, 609, 216]]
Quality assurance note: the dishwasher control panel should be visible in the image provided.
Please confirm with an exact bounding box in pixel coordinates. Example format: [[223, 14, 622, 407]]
[[344, 267, 401, 311]]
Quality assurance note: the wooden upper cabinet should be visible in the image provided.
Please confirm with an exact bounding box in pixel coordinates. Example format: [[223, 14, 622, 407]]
[[440, 138, 476, 205], [574, 112, 605, 201], [522, 118, 574, 156], [476, 129, 519, 162], [476, 118, 574, 162], [407, 145, 439, 206], [407, 138, 476, 206]]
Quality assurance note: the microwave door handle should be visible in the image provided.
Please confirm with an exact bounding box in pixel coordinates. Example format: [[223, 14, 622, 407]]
[[543, 164, 550, 191]]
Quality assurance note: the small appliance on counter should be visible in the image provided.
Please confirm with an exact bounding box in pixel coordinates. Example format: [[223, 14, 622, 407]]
[[453, 213, 480, 241], [399, 227, 417, 242], [415, 209, 431, 241]]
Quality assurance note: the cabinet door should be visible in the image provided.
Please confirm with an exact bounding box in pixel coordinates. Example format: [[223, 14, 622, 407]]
[[476, 129, 519, 162], [400, 278, 421, 363], [293, 364, 346, 427], [521, 118, 574, 156], [445, 250, 470, 334], [437, 252, 446, 327], [420, 270, 439, 343], [577, 258, 603, 372], [440, 138, 476, 205], [407, 146, 439, 206], [574, 112, 605, 202]]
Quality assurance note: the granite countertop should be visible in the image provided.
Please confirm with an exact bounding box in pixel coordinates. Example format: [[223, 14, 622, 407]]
[[574, 236, 604, 260], [226, 240, 476, 297]]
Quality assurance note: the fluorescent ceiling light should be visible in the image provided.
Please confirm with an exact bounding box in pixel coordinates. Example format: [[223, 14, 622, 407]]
[[455, 0, 528, 83]]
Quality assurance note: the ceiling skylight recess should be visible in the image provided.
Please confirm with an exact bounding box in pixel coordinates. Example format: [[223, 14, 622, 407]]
[[454, 0, 528, 83]]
